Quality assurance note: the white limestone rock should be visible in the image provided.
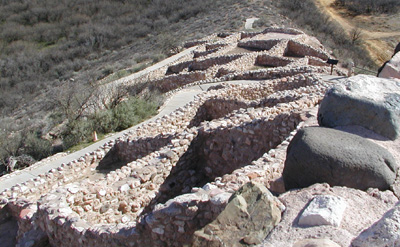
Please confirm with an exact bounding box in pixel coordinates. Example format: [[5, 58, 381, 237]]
[[119, 184, 130, 193], [66, 184, 80, 194], [202, 183, 217, 191], [210, 192, 232, 206], [298, 195, 347, 227]]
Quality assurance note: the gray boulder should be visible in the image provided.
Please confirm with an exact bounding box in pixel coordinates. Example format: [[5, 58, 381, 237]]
[[318, 75, 400, 140], [283, 127, 397, 191], [192, 182, 282, 246]]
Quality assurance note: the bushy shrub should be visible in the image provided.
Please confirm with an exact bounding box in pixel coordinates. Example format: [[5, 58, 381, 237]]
[[92, 110, 116, 134], [0, 127, 52, 173], [23, 131, 52, 160], [61, 118, 93, 149], [62, 95, 159, 149], [112, 102, 140, 131]]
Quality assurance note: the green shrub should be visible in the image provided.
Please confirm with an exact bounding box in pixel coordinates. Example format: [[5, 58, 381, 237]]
[[62, 95, 159, 149], [61, 118, 93, 149], [92, 109, 116, 133], [0, 128, 52, 170], [23, 131, 52, 160], [112, 102, 140, 131], [96, 96, 158, 132]]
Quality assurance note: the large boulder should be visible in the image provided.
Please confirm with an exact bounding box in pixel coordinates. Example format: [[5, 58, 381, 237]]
[[192, 182, 282, 246], [283, 127, 397, 191], [351, 201, 400, 247], [317, 74, 400, 140], [378, 52, 400, 80]]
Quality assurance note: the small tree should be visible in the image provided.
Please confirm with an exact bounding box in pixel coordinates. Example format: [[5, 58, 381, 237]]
[[350, 27, 363, 45], [51, 80, 97, 121]]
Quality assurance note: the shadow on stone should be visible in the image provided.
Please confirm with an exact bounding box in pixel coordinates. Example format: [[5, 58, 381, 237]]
[[189, 95, 300, 128], [96, 134, 174, 173], [145, 112, 301, 213], [0, 207, 18, 247]]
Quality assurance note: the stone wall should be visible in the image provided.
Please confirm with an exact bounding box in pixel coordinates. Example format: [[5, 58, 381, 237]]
[[189, 54, 244, 71], [166, 61, 194, 74], [193, 48, 219, 58], [238, 39, 281, 51], [240, 27, 304, 40], [284, 40, 330, 61], [228, 66, 330, 81], [93, 46, 200, 110], [184, 40, 207, 48], [262, 27, 304, 35], [150, 72, 206, 93], [140, 94, 324, 246], [256, 54, 294, 67], [308, 56, 328, 67], [205, 43, 228, 51], [189, 73, 323, 127]]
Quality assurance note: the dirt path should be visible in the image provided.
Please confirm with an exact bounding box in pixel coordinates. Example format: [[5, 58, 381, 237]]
[[314, 0, 400, 64]]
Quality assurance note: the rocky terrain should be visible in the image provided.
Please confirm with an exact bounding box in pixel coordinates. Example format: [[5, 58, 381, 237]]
[[0, 27, 399, 247]]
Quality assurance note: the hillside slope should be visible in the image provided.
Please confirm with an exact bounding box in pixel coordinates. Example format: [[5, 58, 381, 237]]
[[314, 0, 400, 64]]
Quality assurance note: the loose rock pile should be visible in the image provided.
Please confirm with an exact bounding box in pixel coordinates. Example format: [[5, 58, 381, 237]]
[[1, 27, 398, 247]]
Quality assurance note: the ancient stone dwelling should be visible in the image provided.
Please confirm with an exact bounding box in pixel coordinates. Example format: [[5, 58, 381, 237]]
[[1, 27, 399, 247]]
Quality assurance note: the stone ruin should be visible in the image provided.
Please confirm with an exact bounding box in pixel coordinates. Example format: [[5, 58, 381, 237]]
[[0, 27, 347, 246]]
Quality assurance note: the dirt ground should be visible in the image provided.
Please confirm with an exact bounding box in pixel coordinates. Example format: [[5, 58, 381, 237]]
[[313, 0, 400, 64]]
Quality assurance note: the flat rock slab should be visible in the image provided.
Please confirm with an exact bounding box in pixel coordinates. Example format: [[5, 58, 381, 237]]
[[352, 200, 400, 247], [245, 18, 259, 29], [283, 127, 397, 191], [192, 182, 281, 246], [318, 74, 400, 140], [298, 195, 347, 227]]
